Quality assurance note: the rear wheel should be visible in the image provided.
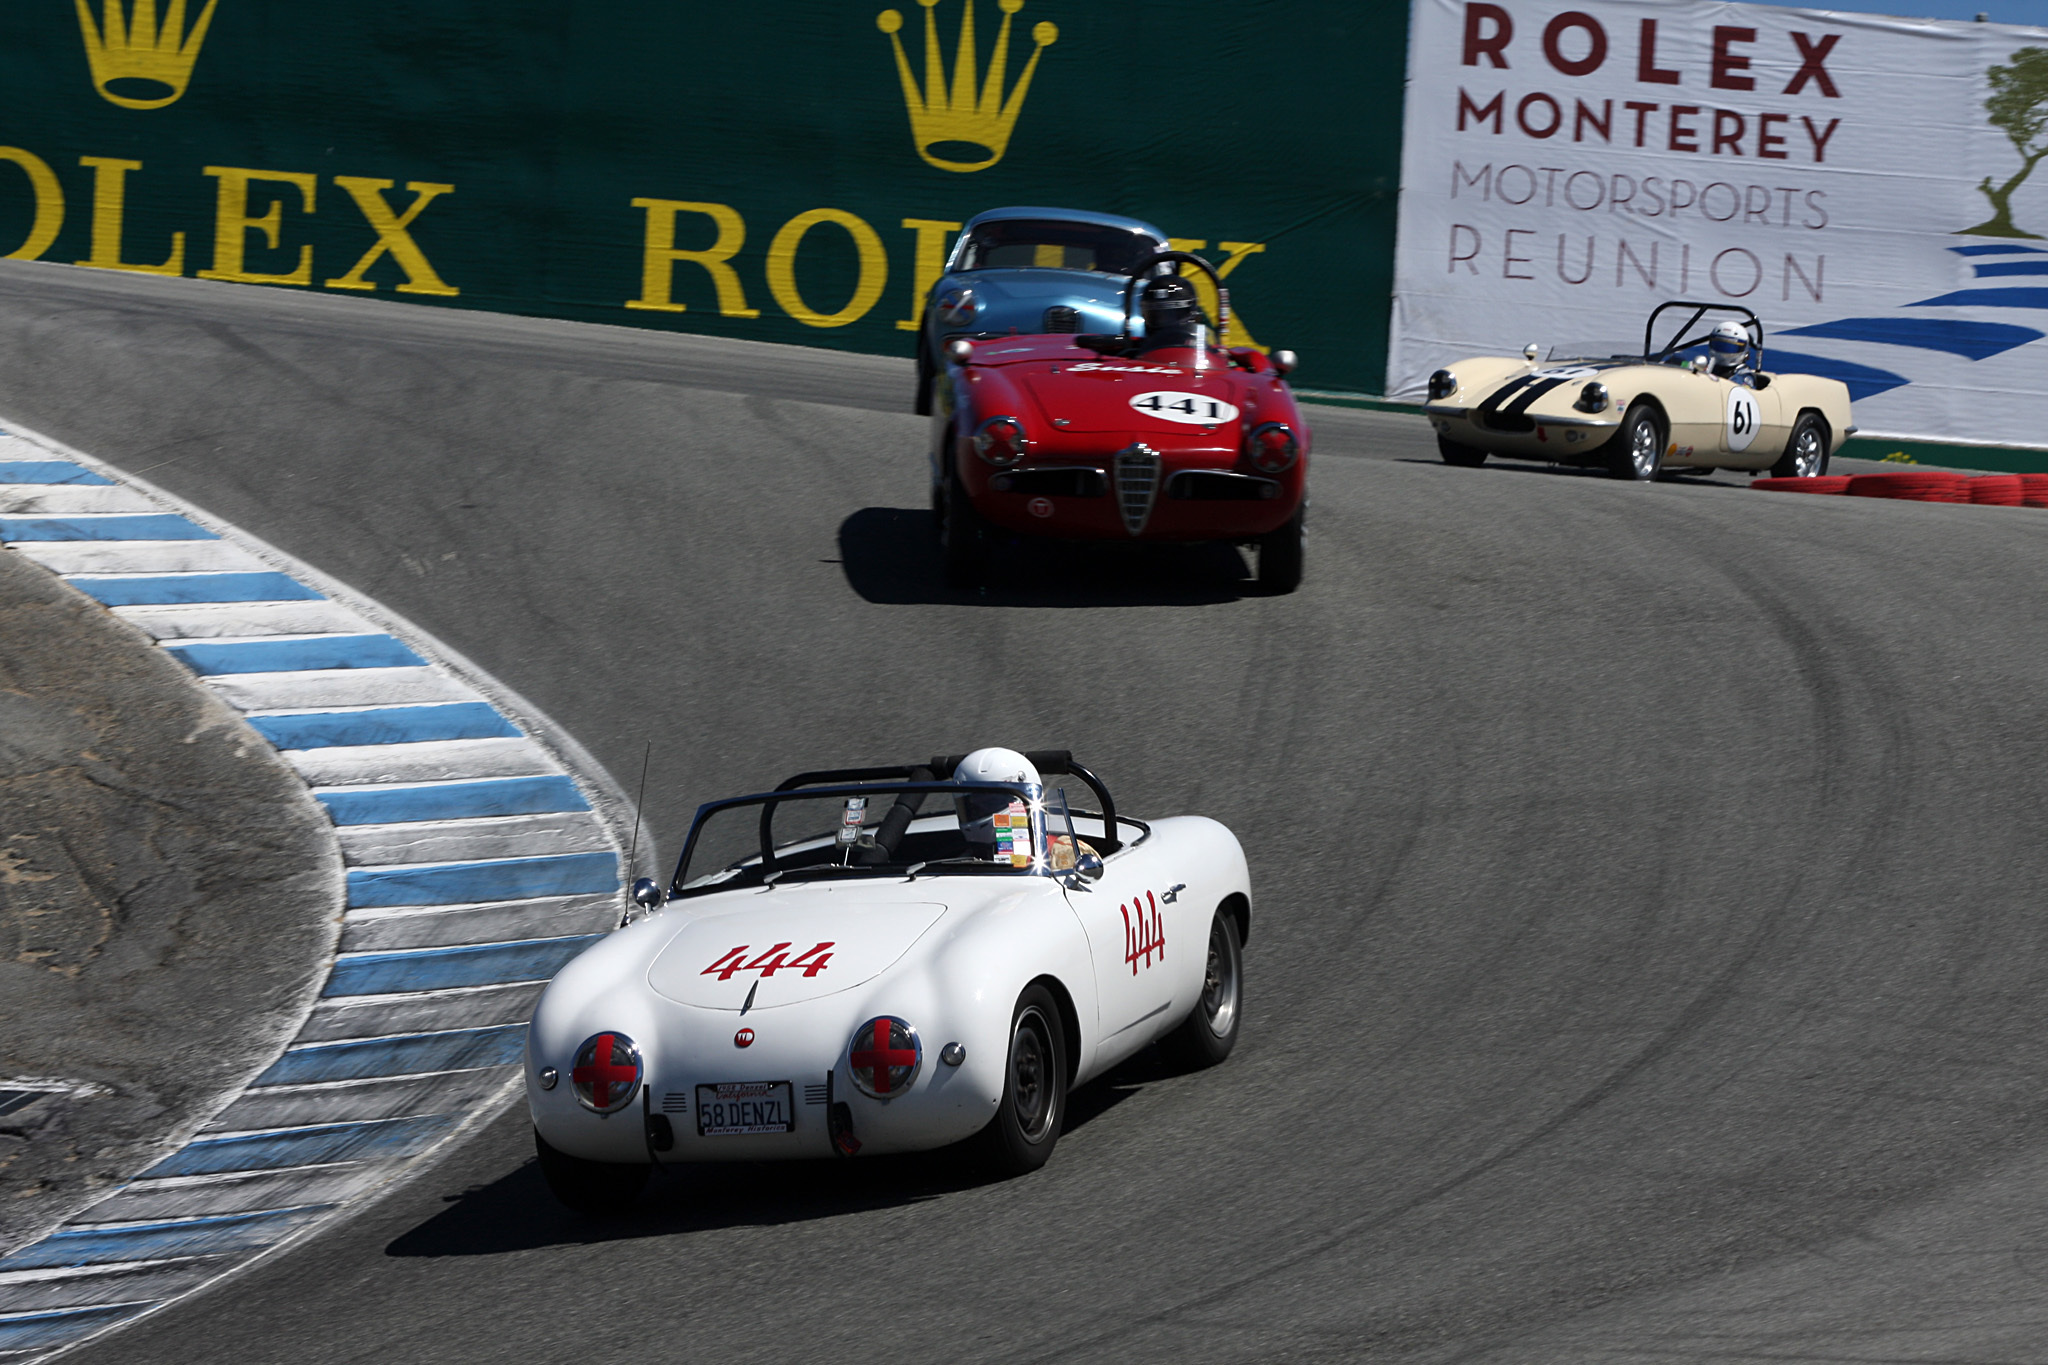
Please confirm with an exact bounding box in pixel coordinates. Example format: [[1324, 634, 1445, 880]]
[[1607, 403, 1664, 481], [534, 1128, 649, 1215], [1161, 909, 1244, 1069], [1256, 504, 1305, 594], [1770, 413, 1830, 478], [973, 984, 1067, 1177], [1437, 436, 1487, 468]]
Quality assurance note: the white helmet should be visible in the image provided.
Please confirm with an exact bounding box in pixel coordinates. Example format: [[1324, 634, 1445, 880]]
[[1708, 319, 1748, 373], [952, 747, 1040, 861]]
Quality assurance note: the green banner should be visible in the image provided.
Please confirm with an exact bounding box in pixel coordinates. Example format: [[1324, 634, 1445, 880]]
[[0, 2, 1407, 394]]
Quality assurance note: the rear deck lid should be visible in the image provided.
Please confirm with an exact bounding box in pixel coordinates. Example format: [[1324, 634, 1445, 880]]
[[647, 896, 948, 1010]]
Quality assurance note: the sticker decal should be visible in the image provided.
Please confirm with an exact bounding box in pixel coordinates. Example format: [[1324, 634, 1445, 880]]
[[1129, 391, 1241, 425], [1726, 386, 1761, 452], [992, 799, 1032, 867]]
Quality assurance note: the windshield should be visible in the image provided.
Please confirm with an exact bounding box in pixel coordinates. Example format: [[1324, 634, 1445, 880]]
[[1545, 342, 1639, 363], [955, 219, 1156, 274], [671, 782, 1048, 898]]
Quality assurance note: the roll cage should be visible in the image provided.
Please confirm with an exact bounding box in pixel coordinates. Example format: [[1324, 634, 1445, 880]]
[[668, 751, 1124, 897], [1644, 301, 1764, 370]]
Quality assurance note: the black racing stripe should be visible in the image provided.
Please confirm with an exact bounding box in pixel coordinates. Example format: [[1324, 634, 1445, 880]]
[[1501, 376, 1571, 416], [1474, 374, 1537, 419]]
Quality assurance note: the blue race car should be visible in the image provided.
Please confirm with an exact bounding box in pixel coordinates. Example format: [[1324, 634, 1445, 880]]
[[913, 206, 1170, 415]]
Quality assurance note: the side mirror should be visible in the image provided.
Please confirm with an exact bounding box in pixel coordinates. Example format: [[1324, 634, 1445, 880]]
[[1523, 343, 1541, 361], [630, 878, 665, 910], [1074, 851, 1104, 881], [1269, 349, 1298, 376], [945, 337, 974, 364]]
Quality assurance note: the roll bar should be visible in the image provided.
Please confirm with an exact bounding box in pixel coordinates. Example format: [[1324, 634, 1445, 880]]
[[1645, 301, 1763, 369], [766, 751, 1120, 854]]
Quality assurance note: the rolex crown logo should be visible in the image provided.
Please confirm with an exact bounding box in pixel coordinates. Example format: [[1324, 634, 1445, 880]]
[[75, 0, 220, 110], [877, 0, 1057, 173]]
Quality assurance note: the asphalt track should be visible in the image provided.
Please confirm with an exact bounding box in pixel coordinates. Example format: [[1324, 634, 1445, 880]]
[[5, 259, 2048, 1363]]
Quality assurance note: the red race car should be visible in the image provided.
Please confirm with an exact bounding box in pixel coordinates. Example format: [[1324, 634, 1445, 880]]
[[929, 251, 1309, 593]]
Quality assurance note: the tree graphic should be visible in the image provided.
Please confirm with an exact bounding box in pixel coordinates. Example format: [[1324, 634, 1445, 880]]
[[1962, 47, 2048, 238]]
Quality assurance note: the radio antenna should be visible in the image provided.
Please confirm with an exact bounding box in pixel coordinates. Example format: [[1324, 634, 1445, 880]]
[[627, 741, 651, 880]]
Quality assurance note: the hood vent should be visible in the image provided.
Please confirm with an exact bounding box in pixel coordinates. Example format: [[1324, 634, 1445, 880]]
[[1042, 305, 1079, 333], [1115, 444, 1162, 536]]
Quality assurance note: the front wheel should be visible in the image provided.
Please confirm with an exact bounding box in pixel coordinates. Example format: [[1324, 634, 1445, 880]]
[[1437, 436, 1487, 468], [1256, 504, 1305, 594], [942, 466, 989, 589], [972, 984, 1067, 1177], [1769, 413, 1830, 478], [1161, 909, 1244, 1070], [534, 1128, 649, 1215], [1607, 403, 1664, 481]]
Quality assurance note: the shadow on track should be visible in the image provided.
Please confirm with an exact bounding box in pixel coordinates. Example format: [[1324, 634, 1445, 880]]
[[836, 507, 1260, 607], [1398, 456, 1737, 485], [383, 1051, 1171, 1258]]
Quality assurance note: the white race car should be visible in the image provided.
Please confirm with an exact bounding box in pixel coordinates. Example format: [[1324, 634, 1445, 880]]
[[525, 747, 1250, 1209]]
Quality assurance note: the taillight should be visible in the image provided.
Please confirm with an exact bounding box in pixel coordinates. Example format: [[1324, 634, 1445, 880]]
[[1247, 422, 1298, 473], [569, 1031, 642, 1113], [848, 1016, 922, 1100], [973, 416, 1029, 467]]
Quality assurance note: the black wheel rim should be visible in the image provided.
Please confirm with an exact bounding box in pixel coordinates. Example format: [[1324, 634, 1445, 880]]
[[1010, 1007, 1057, 1143]]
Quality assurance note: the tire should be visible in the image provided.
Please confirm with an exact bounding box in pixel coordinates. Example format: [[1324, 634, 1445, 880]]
[[1256, 504, 1305, 595], [1769, 412, 1830, 479], [1161, 908, 1244, 1070], [1437, 436, 1487, 468], [972, 984, 1067, 1177], [913, 333, 934, 417], [941, 464, 987, 589], [1607, 402, 1664, 481], [534, 1128, 649, 1215]]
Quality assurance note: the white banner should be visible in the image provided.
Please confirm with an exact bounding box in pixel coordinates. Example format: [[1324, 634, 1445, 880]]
[[1388, 0, 2048, 448]]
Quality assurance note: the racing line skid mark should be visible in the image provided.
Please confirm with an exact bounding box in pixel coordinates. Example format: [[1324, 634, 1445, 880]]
[[0, 421, 629, 1360]]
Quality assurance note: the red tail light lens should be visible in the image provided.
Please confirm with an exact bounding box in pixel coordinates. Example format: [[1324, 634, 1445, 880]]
[[1248, 423, 1298, 473], [569, 1031, 642, 1113], [973, 416, 1029, 467], [848, 1016, 923, 1100]]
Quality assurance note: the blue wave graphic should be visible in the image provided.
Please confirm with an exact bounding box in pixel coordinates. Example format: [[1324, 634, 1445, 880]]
[[1763, 350, 1912, 401], [1908, 288, 2048, 310], [1779, 317, 2044, 359]]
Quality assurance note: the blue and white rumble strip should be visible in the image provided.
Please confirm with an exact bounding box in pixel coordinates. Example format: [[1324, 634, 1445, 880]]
[[0, 426, 628, 1359]]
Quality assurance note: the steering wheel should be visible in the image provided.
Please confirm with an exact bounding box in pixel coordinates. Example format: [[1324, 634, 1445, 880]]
[[1119, 250, 1229, 342]]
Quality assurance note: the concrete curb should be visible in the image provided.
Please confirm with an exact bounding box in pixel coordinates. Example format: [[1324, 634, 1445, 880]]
[[0, 418, 633, 1360]]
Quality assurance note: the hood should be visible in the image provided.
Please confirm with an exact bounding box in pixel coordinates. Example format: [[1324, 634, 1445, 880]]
[[647, 892, 949, 1011], [1021, 358, 1265, 436]]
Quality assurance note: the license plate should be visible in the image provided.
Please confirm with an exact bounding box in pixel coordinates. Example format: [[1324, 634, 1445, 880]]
[[695, 1081, 795, 1136]]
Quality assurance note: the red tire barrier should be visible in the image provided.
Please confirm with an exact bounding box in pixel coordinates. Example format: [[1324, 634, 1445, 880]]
[[1846, 471, 1969, 503], [2020, 473, 2048, 508], [1752, 476, 1853, 494], [1966, 474, 2026, 505]]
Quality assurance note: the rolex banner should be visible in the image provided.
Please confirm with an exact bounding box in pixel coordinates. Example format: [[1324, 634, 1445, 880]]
[[0, 2, 1403, 394], [1390, 0, 2048, 448]]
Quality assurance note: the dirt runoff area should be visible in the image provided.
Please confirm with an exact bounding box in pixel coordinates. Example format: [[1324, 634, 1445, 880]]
[[0, 545, 339, 1253]]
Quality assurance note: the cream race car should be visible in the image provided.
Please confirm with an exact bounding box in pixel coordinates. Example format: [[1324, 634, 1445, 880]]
[[524, 749, 1250, 1211], [1421, 302, 1854, 480]]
